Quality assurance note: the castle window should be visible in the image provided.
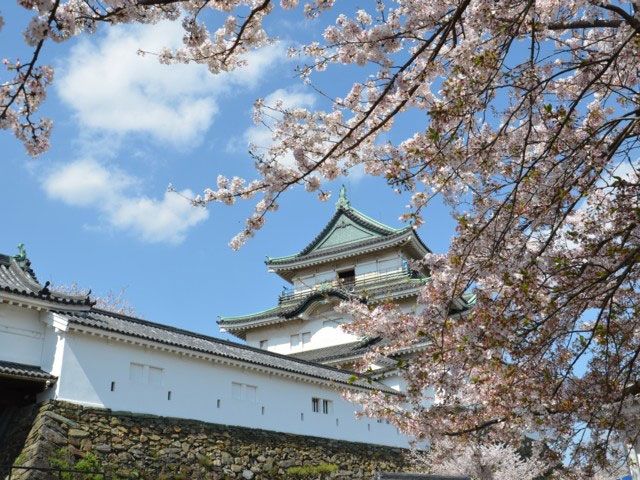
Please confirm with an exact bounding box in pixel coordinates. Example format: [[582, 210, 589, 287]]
[[148, 367, 163, 386], [259, 339, 268, 349], [301, 332, 311, 346], [129, 363, 144, 383], [129, 362, 163, 386], [167, 391, 172, 401], [232, 382, 258, 402], [232, 382, 242, 400], [338, 269, 355, 284], [290, 334, 300, 349], [312, 397, 332, 414], [110, 381, 115, 392], [245, 385, 257, 403]]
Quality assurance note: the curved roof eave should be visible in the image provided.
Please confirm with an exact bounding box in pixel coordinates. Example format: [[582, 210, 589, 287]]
[[267, 231, 429, 278], [219, 283, 425, 334], [219, 290, 355, 331], [0, 254, 93, 309]]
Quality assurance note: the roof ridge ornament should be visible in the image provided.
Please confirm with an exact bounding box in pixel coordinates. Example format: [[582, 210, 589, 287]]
[[335, 184, 350, 210], [14, 243, 28, 268]]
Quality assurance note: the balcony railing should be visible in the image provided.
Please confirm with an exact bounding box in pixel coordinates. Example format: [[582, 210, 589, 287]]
[[278, 265, 426, 304]]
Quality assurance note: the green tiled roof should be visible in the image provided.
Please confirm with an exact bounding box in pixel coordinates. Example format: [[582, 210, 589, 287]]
[[218, 276, 428, 334], [267, 187, 408, 264]]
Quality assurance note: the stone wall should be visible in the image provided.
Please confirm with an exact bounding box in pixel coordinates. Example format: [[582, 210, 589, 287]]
[[1, 401, 413, 479]]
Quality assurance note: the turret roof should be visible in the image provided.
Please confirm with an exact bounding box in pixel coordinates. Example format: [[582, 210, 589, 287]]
[[265, 187, 430, 281], [0, 249, 92, 308], [218, 276, 429, 336]]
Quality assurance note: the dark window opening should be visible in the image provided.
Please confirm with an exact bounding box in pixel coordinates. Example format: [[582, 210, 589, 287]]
[[338, 269, 355, 284], [110, 381, 115, 392], [312, 398, 320, 413], [168, 391, 172, 401], [217, 399, 221, 408]]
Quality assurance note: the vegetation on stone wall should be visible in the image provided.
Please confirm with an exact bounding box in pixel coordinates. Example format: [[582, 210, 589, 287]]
[[48, 448, 104, 480], [286, 463, 339, 477]]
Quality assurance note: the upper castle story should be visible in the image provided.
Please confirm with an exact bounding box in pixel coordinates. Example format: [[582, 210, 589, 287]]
[[218, 187, 433, 356]]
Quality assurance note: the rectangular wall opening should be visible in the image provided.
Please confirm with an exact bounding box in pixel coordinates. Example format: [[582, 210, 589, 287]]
[[338, 269, 355, 284]]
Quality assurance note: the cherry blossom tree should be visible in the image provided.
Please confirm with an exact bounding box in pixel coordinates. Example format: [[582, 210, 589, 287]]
[[411, 438, 630, 479], [54, 283, 139, 316], [2, 0, 640, 475], [410, 439, 549, 480]]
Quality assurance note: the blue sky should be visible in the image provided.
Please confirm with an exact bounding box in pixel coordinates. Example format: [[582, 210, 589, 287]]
[[0, 2, 456, 340]]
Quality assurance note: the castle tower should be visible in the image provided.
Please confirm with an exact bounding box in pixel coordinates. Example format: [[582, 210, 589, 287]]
[[219, 187, 437, 369]]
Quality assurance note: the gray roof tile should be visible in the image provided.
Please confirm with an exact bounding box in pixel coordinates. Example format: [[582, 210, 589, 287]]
[[0, 360, 57, 382], [61, 309, 398, 394], [290, 338, 387, 363], [0, 254, 91, 307]]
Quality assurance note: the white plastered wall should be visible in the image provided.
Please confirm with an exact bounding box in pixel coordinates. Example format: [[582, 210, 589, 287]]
[[54, 331, 410, 448], [246, 292, 419, 355], [0, 303, 46, 366], [245, 303, 359, 354]]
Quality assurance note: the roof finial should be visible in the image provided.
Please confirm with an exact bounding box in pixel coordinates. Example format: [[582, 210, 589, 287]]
[[336, 184, 350, 210], [14, 243, 27, 267]]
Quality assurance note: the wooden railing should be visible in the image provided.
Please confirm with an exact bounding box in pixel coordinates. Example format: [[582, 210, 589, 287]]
[[278, 266, 426, 304]]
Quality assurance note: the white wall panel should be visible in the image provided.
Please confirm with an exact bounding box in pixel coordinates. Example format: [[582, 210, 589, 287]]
[[56, 332, 408, 448], [0, 304, 45, 366]]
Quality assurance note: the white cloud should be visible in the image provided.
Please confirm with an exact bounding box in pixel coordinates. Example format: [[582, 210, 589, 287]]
[[57, 21, 287, 146], [43, 159, 208, 244]]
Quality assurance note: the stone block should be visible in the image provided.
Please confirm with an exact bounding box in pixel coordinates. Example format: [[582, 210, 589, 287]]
[[242, 469, 254, 479], [68, 428, 89, 439]]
